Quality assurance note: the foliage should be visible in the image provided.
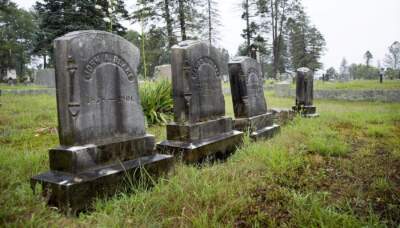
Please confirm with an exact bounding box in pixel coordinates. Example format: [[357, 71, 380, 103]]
[[364, 50, 373, 67], [287, 6, 326, 71], [384, 41, 400, 70], [0, 1, 37, 78], [33, 0, 129, 67], [348, 64, 380, 80], [139, 80, 174, 125], [125, 29, 170, 79]]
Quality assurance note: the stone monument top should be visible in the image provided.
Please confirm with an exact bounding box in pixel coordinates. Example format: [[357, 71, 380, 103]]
[[54, 30, 145, 146]]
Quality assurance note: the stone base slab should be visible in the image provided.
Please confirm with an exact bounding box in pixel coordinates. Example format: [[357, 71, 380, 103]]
[[270, 108, 296, 125], [234, 113, 274, 132], [49, 134, 155, 174], [293, 105, 319, 117], [250, 124, 281, 141], [157, 130, 243, 163], [166, 117, 233, 141], [31, 154, 174, 214]]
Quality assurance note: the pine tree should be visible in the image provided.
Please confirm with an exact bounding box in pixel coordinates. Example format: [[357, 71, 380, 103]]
[[33, 0, 129, 66]]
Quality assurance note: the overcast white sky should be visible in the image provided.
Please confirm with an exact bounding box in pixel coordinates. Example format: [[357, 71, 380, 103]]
[[14, 0, 400, 70]]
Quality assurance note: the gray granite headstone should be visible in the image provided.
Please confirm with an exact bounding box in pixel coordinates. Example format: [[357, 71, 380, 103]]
[[229, 57, 280, 140], [293, 67, 319, 117], [34, 68, 56, 88], [157, 40, 243, 163], [31, 31, 173, 213]]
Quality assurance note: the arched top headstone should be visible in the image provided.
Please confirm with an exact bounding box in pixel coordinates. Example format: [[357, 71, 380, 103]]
[[171, 40, 225, 123], [295, 67, 314, 106], [229, 56, 267, 118], [54, 30, 145, 146]]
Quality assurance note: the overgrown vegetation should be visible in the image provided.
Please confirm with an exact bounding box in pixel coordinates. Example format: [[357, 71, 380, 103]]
[[0, 93, 399, 227], [139, 80, 173, 125]]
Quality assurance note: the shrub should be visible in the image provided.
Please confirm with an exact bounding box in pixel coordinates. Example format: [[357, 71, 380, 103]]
[[139, 80, 174, 126]]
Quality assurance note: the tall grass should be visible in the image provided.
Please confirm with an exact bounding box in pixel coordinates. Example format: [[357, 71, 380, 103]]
[[139, 80, 173, 125]]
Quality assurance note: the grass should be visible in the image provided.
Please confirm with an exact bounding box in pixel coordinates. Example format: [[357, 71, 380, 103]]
[[1, 91, 400, 227], [0, 83, 48, 91], [288, 79, 400, 91]]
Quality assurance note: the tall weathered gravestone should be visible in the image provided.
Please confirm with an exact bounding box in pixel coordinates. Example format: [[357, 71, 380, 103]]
[[229, 57, 280, 140], [292, 67, 319, 117], [157, 40, 243, 163], [31, 31, 174, 213]]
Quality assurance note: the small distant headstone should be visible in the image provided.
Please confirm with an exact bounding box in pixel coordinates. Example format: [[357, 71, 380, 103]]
[[229, 56, 280, 140], [157, 40, 243, 163], [34, 68, 56, 87], [292, 67, 319, 117], [154, 64, 172, 81], [31, 31, 173, 213]]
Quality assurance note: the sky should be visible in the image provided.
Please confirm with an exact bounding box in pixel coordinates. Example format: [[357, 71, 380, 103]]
[[14, 0, 400, 70]]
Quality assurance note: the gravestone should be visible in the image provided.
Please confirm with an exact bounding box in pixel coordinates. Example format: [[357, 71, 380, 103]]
[[31, 31, 174, 213], [157, 40, 243, 163], [154, 64, 172, 81], [229, 57, 280, 140], [34, 68, 56, 88], [292, 67, 319, 117]]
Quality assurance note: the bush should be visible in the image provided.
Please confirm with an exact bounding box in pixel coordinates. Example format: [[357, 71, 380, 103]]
[[139, 80, 174, 125]]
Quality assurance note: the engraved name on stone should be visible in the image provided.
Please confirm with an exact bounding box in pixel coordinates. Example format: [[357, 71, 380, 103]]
[[83, 52, 135, 81]]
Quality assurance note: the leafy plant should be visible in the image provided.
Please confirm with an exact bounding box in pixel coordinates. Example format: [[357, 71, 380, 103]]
[[139, 80, 173, 125]]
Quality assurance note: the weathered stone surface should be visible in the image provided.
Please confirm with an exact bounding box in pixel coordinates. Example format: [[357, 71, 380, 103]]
[[53, 31, 145, 146], [270, 108, 296, 125], [154, 64, 172, 80], [34, 68, 56, 88], [31, 154, 173, 214], [157, 40, 243, 163], [293, 67, 318, 117], [229, 56, 267, 118], [229, 57, 280, 140], [31, 31, 173, 213]]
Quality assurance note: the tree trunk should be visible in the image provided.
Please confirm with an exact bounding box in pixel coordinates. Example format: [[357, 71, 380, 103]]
[[245, 0, 250, 54], [43, 54, 47, 69], [164, 0, 175, 47], [178, 0, 187, 41], [208, 0, 212, 46]]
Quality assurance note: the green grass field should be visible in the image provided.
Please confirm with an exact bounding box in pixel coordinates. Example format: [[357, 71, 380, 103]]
[[1, 93, 399, 227], [0, 83, 47, 91], [294, 80, 400, 91]]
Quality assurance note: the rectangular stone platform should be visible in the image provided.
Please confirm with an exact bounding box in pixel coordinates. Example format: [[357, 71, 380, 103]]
[[157, 130, 243, 163], [234, 113, 280, 140], [249, 124, 280, 140], [292, 105, 319, 118], [31, 154, 174, 214]]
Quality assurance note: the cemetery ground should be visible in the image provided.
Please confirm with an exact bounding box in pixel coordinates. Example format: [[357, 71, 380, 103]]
[[1, 92, 400, 227]]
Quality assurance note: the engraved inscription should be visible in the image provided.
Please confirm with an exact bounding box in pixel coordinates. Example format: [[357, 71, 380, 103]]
[[247, 68, 263, 98], [86, 96, 136, 105], [83, 53, 135, 81], [192, 57, 220, 79]]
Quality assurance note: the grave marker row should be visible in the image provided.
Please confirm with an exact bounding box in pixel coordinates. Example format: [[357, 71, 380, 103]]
[[31, 31, 316, 213]]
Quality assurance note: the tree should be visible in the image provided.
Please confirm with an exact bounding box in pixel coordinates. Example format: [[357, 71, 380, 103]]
[[0, 1, 37, 78], [348, 64, 379, 80], [364, 50, 373, 67], [286, 6, 325, 72], [258, 0, 300, 79], [124, 28, 169, 79], [33, 0, 129, 67], [205, 0, 221, 46], [325, 67, 337, 81], [241, 0, 259, 54], [384, 41, 400, 70]]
